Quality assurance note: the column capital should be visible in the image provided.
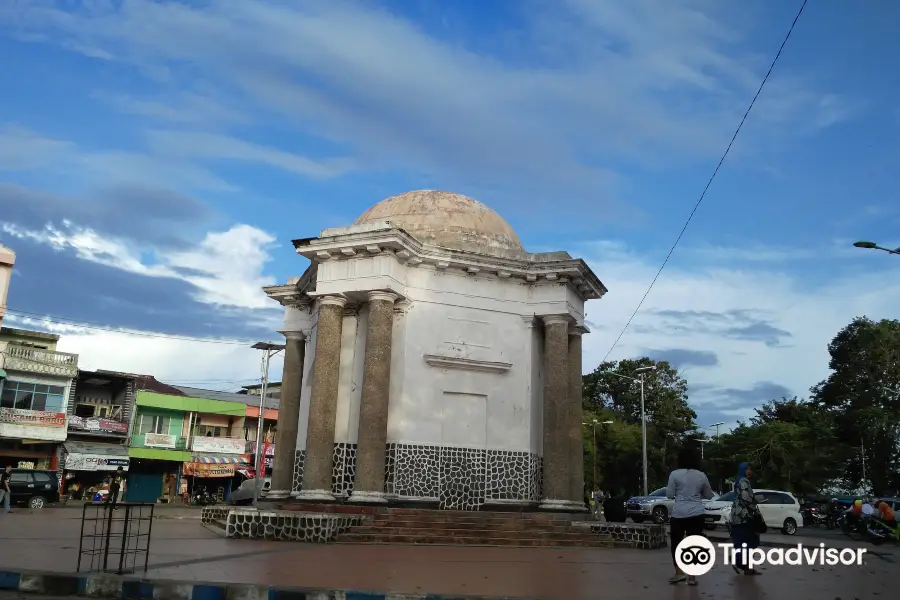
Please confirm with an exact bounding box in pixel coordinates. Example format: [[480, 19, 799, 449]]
[[568, 325, 588, 337], [541, 314, 571, 328], [317, 295, 348, 309], [279, 330, 307, 341], [367, 290, 399, 304]]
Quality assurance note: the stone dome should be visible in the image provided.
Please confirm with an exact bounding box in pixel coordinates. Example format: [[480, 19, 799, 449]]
[[353, 190, 524, 253]]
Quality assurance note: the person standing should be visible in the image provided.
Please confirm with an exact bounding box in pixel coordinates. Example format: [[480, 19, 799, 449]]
[[0, 465, 11, 514], [105, 467, 124, 511], [591, 486, 605, 521], [666, 445, 715, 585], [729, 462, 762, 575]]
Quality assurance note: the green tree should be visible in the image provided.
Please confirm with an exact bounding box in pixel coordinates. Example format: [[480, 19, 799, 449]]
[[583, 357, 697, 492], [812, 317, 900, 495]]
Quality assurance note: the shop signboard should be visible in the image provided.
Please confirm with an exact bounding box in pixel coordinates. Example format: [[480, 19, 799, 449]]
[[144, 433, 176, 448], [182, 462, 235, 478], [0, 408, 66, 427], [0, 408, 67, 442], [192, 436, 246, 454], [68, 416, 129, 434], [65, 454, 130, 472]]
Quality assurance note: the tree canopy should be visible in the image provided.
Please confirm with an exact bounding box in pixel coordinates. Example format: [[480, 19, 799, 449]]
[[583, 316, 900, 499]]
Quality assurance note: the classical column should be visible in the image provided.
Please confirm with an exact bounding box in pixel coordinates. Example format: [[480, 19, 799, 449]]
[[267, 331, 305, 500], [540, 315, 580, 511], [568, 327, 586, 508], [349, 291, 398, 503], [296, 295, 347, 502]]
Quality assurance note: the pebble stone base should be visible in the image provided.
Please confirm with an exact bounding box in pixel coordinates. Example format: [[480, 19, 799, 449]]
[[201, 506, 365, 542], [290, 443, 543, 510], [574, 522, 668, 549]]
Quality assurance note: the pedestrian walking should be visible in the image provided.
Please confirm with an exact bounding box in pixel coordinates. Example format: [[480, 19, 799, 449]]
[[729, 461, 763, 575], [666, 445, 715, 586], [591, 486, 605, 521], [0, 465, 11, 514], [105, 466, 124, 511]]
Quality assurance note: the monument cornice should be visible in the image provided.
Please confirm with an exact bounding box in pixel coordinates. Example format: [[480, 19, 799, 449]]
[[292, 227, 607, 301]]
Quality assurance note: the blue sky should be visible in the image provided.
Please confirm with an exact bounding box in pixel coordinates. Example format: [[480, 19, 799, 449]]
[[1, 0, 898, 431]]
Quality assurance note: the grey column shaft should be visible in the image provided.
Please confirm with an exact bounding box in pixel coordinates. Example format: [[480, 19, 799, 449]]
[[269, 332, 304, 496], [350, 292, 397, 501], [568, 330, 585, 504], [541, 316, 570, 503], [302, 296, 346, 495]]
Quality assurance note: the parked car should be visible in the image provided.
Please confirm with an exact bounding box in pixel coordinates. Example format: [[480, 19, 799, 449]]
[[230, 477, 271, 505], [706, 488, 803, 535], [8, 469, 60, 509], [626, 488, 673, 524], [704, 490, 736, 530]]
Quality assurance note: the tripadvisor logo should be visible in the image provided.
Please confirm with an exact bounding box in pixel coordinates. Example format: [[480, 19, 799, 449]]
[[675, 535, 867, 576]]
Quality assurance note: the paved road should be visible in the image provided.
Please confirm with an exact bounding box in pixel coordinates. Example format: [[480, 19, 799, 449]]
[[0, 509, 890, 599]]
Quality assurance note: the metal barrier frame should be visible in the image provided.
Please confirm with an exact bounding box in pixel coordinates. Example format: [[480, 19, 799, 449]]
[[77, 502, 155, 575]]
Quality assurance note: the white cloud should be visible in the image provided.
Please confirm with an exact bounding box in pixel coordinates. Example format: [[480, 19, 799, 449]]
[[2, 221, 279, 310], [0, 0, 854, 205], [577, 238, 900, 428]]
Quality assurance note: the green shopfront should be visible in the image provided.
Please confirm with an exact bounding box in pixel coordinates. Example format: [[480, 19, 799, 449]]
[[127, 391, 246, 503]]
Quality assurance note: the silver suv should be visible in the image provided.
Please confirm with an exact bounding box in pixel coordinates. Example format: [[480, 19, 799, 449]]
[[626, 487, 674, 524]]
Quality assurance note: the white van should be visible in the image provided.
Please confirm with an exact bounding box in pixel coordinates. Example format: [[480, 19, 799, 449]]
[[705, 488, 803, 535]]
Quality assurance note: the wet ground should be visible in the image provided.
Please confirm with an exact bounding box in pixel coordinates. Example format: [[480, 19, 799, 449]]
[[0, 507, 889, 599]]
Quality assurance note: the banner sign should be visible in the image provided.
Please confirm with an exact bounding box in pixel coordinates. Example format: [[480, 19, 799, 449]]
[[192, 436, 246, 454], [0, 408, 66, 428], [144, 433, 176, 448], [65, 453, 130, 472], [249, 441, 276, 456], [68, 416, 128, 433], [182, 462, 235, 478]]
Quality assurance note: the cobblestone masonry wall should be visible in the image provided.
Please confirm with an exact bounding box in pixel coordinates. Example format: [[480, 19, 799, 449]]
[[291, 443, 544, 510], [574, 522, 667, 550], [202, 507, 366, 541]]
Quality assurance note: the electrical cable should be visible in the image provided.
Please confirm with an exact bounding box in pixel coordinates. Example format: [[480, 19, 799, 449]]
[[601, 0, 809, 362]]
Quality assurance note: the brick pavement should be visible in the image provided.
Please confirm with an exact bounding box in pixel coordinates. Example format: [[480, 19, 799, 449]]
[[0, 509, 890, 599]]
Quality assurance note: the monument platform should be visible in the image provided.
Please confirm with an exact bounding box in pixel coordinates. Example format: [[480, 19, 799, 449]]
[[200, 503, 667, 549]]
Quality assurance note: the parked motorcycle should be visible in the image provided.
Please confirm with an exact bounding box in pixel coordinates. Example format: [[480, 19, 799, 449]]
[[802, 506, 827, 527], [190, 487, 216, 506]]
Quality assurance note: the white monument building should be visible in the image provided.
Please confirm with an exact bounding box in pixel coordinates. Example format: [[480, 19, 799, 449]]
[[263, 191, 606, 511]]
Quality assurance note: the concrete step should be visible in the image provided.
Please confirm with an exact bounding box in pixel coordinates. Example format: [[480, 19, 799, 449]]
[[333, 532, 616, 547], [365, 518, 573, 530], [343, 526, 601, 540]]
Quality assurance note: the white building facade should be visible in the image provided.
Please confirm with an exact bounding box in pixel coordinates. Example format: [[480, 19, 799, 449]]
[[264, 191, 606, 511]]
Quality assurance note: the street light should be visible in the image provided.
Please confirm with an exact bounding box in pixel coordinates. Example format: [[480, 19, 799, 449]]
[[853, 240, 900, 255], [708, 422, 725, 439], [601, 365, 656, 496], [250, 341, 285, 507], [583, 419, 614, 489]]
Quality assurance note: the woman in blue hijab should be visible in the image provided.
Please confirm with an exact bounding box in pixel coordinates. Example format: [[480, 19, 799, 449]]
[[729, 462, 762, 575]]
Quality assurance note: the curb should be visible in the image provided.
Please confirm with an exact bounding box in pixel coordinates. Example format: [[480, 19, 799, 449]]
[[0, 569, 535, 600]]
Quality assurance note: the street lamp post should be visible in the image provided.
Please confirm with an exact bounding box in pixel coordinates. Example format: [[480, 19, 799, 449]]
[[602, 366, 656, 496], [853, 240, 900, 256], [583, 419, 614, 489], [709, 422, 725, 440], [250, 341, 285, 507]]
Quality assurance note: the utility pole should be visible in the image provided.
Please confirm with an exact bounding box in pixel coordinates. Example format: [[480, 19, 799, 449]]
[[251, 342, 285, 507], [861, 438, 867, 495], [640, 374, 648, 497]]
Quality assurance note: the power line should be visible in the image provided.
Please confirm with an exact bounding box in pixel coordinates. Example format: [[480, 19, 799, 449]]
[[2, 306, 265, 346], [601, 0, 809, 363]]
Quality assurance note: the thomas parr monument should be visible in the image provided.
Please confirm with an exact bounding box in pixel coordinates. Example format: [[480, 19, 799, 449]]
[[263, 190, 606, 512]]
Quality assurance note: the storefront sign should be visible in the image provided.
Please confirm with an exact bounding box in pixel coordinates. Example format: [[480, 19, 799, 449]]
[[182, 462, 235, 478], [0, 408, 65, 427], [144, 433, 176, 448], [66, 453, 130, 472], [192, 437, 246, 454], [68, 416, 129, 433]]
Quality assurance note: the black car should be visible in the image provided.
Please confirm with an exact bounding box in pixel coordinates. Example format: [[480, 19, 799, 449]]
[[7, 469, 60, 509]]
